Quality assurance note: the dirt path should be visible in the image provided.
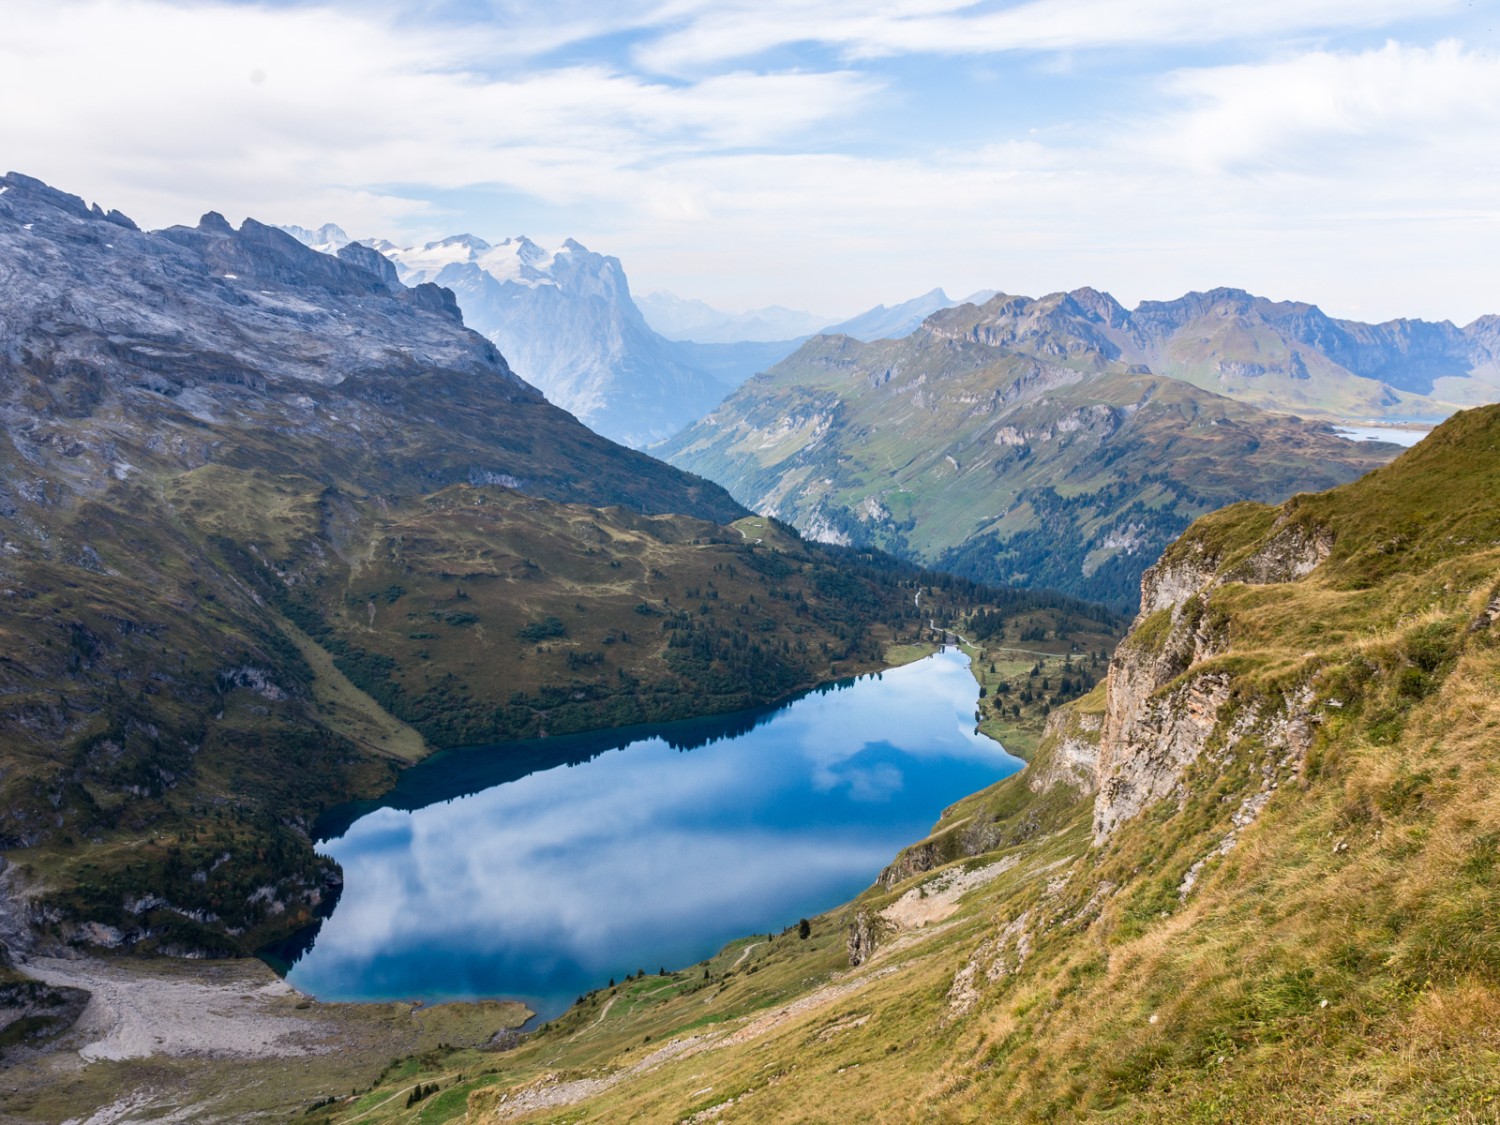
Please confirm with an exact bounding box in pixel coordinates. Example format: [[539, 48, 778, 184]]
[[482, 943, 940, 1122], [339, 1070, 463, 1125], [729, 942, 762, 970], [568, 992, 619, 1041]]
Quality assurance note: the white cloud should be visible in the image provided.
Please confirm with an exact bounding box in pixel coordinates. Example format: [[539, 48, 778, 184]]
[[1151, 39, 1500, 177], [632, 0, 1462, 72], [0, 0, 874, 232]]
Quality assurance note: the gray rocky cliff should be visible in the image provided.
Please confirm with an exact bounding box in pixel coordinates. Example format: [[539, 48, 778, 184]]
[[1090, 514, 1332, 844], [0, 172, 744, 522]]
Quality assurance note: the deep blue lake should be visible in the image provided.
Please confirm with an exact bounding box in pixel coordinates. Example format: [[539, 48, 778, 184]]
[[282, 649, 1020, 1018]]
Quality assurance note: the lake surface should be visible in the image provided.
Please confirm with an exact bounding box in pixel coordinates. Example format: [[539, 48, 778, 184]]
[[1332, 425, 1430, 447], [281, 649, 1020, 1018]]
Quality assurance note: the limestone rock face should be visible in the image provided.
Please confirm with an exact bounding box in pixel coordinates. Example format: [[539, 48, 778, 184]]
[[847, 910, 878, 967], [1089, 512, 1334, 843], [1028, 708, 1102, 796]]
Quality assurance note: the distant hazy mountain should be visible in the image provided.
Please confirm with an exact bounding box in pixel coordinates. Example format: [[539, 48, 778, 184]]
[[638, 291, 833, 343], [661, 305, 1397, 609], [645, 287, 1005, 393], [282, 227, 729, 448], [825, 287, 998, 342], [660, 337, 811, 392]]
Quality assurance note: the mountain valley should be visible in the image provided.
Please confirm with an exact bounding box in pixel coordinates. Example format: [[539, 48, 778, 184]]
[[0, 173, 1115, 984], [296, 402, 1500, 1125], [2, 167, 1498, 1125]]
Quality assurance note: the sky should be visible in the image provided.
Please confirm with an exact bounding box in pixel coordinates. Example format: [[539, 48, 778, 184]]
[[1, 0, 1496, 322]]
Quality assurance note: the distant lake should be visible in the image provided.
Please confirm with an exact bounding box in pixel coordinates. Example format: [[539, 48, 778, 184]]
[[278, 649, 1020, 1018], [1333, 425, 1430, 447]]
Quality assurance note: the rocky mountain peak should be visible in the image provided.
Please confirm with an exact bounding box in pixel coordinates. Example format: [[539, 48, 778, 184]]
[[197, 210, 235, 235], [337, 240, 404, 294], [279, 221, 350, 251], [317, 228, 729, 447], [437, 233, 492, 253], [1065, 286, 1130, 327]]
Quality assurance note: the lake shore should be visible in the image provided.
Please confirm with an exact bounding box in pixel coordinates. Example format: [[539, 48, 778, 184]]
[[1, 951, 530, 1124], [0, 640, 1063, 1124]]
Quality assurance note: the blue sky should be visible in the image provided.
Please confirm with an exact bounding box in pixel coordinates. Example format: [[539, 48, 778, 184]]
[[1, 1, 1496, 321]]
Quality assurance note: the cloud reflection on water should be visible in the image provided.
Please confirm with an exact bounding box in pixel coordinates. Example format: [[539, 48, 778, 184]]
[[287, 650, 1019, 1014]]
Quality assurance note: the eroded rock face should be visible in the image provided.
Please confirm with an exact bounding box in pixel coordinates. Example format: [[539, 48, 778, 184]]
[[877, 842, 944, 890], [847, 911, 877, 967], [1090, 517, 1330, 844], [1230, 521, 1334, 585], [1029, 708, 1102, 796], [1094, 669, 1231, 842]]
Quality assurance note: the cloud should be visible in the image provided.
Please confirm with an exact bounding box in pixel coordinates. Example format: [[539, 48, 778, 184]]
[[1149, 39, 1500, 180], [632, 0, 1463, 72], [0, 0, 875, 232]]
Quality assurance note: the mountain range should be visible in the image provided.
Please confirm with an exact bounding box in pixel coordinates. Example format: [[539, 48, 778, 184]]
[[636, 291, 833, 343], [662, 306, 1400, 609], [7, 167, 1500, 1122], [924, 286, 1500, 419], [281, 226, 730, 448], [638, 287, 1000, 346], [283, 219, 1500, 464], [824, 286, 1000, 342], [284, 227, 1027, 447]]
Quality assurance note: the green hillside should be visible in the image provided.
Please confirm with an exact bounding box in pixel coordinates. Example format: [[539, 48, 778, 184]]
[[662, 328, 1396, 610]]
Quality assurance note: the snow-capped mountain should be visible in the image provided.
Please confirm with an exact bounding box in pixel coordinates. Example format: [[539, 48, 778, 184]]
[[282, 226, 729, 448], [278, 222, 350, 256]]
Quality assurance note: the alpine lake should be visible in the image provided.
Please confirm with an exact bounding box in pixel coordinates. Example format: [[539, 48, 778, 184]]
[[273, 648, 1020, 1020]]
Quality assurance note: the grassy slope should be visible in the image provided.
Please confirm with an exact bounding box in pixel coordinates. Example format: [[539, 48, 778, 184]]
[[324, 404, 1500, 1124], [662, 330, 1396, 609]]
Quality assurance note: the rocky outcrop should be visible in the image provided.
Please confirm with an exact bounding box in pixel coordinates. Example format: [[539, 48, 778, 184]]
[[847, 910, 880, 967], [946, 909, 1032, 1018], [877, 842, 944, 890], [1093, 669, 1232, 842], [1028, 707, 1103, 796], [1228, 521, 1334, 585], [1091, 514, 1331, 843]]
